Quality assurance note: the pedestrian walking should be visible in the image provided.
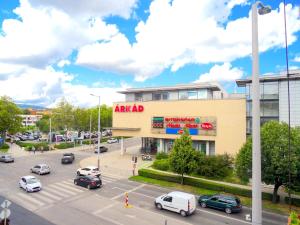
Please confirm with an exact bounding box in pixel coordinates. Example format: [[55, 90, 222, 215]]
[[32, 146, 35, 154], [41, 146, 44, 153]]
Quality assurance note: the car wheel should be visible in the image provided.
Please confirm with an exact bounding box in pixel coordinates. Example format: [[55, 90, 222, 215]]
[[156, 203, 162, 210], [77, 171, 81, 176], [87, 185, 91, 190], [200, 202, 207, 208], [180, 210, 187, 217], [30, 169, 33, 173], [26, 187, 29, 192], [74, 180, 78, 185], [225, 208, 232, 214]]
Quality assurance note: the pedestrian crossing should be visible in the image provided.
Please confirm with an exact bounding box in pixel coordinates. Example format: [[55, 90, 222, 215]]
[[8, 175, 119, 211]]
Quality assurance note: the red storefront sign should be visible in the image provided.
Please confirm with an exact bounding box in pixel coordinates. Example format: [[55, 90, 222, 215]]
[[201, 122, 213, 130], [114, 104, 144, 112]]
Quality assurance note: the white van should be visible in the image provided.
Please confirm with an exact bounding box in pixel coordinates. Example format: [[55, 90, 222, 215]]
[[155, 191, 196, 217]]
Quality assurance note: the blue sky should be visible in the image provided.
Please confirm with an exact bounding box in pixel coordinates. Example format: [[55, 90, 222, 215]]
[[0, 0, 299, 107]]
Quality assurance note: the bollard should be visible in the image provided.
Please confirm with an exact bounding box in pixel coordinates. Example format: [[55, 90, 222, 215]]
[[165, 219, 167, 225], [125, 192, 129, 208]]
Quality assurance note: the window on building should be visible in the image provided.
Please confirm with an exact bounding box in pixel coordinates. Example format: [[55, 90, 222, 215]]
[[261, 100, 279, 117], [152, 93, 161, 100], [179, 90, 188, 100], [197, 89, 208, 99], [162, 92, 169, 100], [188, 90, 198, 99], [134, 93, 143, 101], [209, 141, 215, 155], [262, 82, 279, 100]]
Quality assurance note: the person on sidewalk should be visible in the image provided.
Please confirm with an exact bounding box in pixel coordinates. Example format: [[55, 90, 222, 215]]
[[32, 146, 35, 154]]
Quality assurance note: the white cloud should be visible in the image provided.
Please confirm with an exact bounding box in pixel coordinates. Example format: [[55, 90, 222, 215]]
[[194, 63, 244, 83], [76, 1, 300, 81], [57, 60, 71, 68], [0, 66, 124, 107], [0, 0, 118, 67], [294, 56, 300, 62]]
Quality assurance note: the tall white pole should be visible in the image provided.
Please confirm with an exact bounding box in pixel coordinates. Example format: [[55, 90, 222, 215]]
[[49, 118, 52, 146], [252, 3, 262, 225], [89, 113, 92, 150], [97, 96, 101, 170]]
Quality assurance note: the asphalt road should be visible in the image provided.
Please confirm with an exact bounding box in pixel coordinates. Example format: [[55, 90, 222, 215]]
[[0, 138, 288, 225]]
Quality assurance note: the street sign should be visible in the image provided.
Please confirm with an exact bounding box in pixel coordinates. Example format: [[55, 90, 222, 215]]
[[1, 200, 11, 209], [0, 208, 11, 220]]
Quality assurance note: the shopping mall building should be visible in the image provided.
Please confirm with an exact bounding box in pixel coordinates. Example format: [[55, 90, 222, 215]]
[[112, 82, 246, 155]]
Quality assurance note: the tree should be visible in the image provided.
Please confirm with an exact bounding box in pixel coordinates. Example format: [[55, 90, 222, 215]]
[[0, 96, 22, 138], [236, 121, 300, 203], [51, 98, 74, 131], [36, 115, 50, 133], [169, 128, 198, 184]]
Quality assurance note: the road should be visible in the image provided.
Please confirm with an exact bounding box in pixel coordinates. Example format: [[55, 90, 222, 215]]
[[0, 138, 288, 225]]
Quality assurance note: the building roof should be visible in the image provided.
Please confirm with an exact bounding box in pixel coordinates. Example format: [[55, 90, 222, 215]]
[[118, 82, 226, 94], [236, 70, 300, 87]]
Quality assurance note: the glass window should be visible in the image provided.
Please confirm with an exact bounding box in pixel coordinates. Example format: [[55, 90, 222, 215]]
[[163, 196, 173, 202], [246, 118, 252, 134], [162, 92, 169, 100], [152, 93, 161, 100], [135, 93, 143, 101], [179, 90, 188, 100], [262, 82, 278, 100], [198, 89, 208, 99], [246, 101, 252, 117], [261, 100, 279, 117], [188, 90, 198, 99], [246, 84, 251, 100]]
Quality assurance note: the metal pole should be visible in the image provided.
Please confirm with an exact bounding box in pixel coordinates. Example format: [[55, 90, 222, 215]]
[[49, 118, 52, 147], [89, 113, 92, 150], [283, 0, 292, 211], [97, 96, 101, 170], [252, 3, 262, 225]]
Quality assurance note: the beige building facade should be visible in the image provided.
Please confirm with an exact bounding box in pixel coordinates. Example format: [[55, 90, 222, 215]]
[[112, 83, 246, 155]]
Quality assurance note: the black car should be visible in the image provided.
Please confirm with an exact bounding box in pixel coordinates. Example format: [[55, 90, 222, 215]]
[[61, 153, 75, 164], [74, 175, 102, 189], [94, 146, 108, 153], [198, 194, 242, 214]]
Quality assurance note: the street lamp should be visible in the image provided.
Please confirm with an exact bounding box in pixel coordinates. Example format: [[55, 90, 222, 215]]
[[90, 94, 101, 170], [251, 2, 271, 225]]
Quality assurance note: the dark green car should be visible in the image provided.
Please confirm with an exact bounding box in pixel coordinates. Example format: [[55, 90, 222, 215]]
[[198, 194, 242, 214]]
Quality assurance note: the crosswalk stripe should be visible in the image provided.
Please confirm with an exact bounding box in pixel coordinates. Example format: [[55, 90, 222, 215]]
[[101, 176, 117, 182], [49, 184, 77, 195], [32, 192, 54, 203], [43, 186, 69, 198], [17, 192, 44, 207], [39, 190, 62, 201], [55, 182, 84, 193], [101, 173, 123, 180]]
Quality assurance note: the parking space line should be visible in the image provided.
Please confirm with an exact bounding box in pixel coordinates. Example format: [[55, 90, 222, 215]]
[[43, 186, 69, 198], [39, 190, 62, 201], [55, 182, 84, 192], [111, 184, 146, 200]]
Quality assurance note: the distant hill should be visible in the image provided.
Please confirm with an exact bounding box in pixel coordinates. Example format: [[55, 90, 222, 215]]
[[17, 103, 47, 110]]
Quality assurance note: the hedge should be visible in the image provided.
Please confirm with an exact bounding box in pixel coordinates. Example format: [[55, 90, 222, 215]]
[[285, 197, 300, 207], [156, 152, 169, 160], [16, 141, 49, 151], [138, 169, 276, 201], [0, 143, 9, 150], [153, 159, 169, 171], [54, 142, 75, 149]]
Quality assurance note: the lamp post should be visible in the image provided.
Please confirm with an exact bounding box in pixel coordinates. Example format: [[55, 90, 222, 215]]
[[90, 94, 101, 170], [251, 2, 271, 225]]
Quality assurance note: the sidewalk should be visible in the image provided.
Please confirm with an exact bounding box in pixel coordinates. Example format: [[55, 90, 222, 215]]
[[79, 145, 152, 178]]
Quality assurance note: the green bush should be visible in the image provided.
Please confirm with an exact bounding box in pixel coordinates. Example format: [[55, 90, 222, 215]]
[[285, 197, 300, 207], [0, 143, 9, 149], [138, 169, 276, 201], [16, 141, 49, 151], [153, 159, 169, 171], [196, 153, 233, 178], [54, 142, 75, 149], [156, 152, 169, 160]]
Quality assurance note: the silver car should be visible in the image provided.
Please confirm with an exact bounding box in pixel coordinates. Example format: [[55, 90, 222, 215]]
[[0, 155, 14, 163], [30, 164, 51, 175]]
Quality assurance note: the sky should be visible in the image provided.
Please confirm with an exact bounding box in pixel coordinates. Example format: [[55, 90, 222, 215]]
[[0, 0, 299, 108]]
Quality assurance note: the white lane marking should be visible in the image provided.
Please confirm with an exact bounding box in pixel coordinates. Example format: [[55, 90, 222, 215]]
[[16, 192, 45, 207], [32, 193, 54, 203], [94, 213, 124, 225], [102, 176, 117, 182], [43, 186, 69, 198], [111, 184, 146, 200], [195, 209, 251, 225], [49, 184, 77, 195], [55, 182, 84, 193], [112, 187, 153, 199], [101, 173, 123, 180], [92, 202, 118, 215], [38, 190, 62, 201]]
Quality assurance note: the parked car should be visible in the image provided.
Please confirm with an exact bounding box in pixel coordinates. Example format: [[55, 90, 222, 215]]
[[0, 155, 14, 163], [19, 175, 42, 192], [61, 153, 75, 164], [155, 191, 196, 217], [30, 164, 51, 175], [77, 166, 101, 177], [94, 146, 108, 153], [198, 194, 242, 214], [107, 138, 118, 144], [74, 175, 102, 189]]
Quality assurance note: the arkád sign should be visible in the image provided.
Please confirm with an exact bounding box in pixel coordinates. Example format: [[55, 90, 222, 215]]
[[114, 104, 144, 113]]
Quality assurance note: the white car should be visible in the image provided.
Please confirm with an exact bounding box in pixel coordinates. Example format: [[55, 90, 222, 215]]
[[30, 164, 51, 175], [107, 138, 118, 144], [155, 191, 196, 217], [77, 166, 101, 177], [19, 175, 42, 192]]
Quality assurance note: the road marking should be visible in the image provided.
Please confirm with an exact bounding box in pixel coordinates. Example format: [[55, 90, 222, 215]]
[[102, 176, 117, 182], [16, 192, 44, 207], [55, 182, 84, 193], [43, 186, 69, 198], [101, 173, 123, 180], [112, 187, 153, 199], [111, 184, 146, 200], [49, 184, 77, 195], [38, 190, 62, 201], [195, 208, 251, 224], [32, 193, 54, 203], [92, 202, 118, 215]]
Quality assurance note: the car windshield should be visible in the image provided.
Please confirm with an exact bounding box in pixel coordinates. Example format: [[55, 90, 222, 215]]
[[63, 156, 71, 158], [27, 178, 39, 184], [5, 155, 12, 158], [92, 168, 99, 171]]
